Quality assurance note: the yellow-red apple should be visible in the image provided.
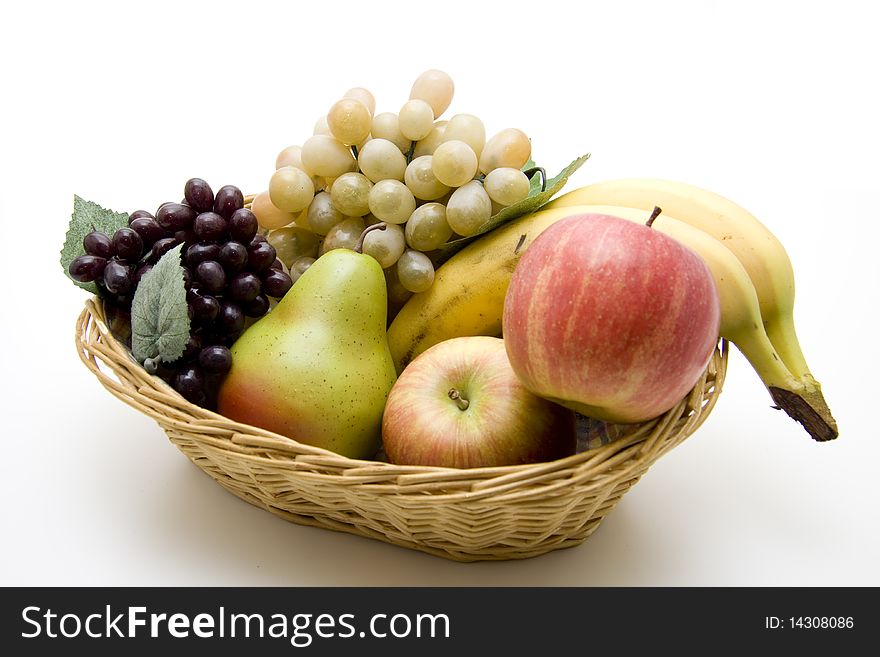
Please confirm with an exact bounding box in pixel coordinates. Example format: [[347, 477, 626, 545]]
[[502, 213, 720, 424], [381, 336, 577, 468]]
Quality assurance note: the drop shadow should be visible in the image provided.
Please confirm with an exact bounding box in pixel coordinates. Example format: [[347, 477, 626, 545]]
[[140, 456, 675, 586]]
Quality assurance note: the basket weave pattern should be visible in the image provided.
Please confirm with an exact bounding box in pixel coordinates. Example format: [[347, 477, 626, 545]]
[[76, 297, 727, 562]]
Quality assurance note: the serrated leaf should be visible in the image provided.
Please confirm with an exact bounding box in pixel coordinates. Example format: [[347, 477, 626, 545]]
[[60, 195, 130, 293], [130, 244, 190, 364], [436, 153, 590, 262]]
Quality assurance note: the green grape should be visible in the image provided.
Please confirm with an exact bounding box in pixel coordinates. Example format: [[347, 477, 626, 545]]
[[479, 128, 531, 174], [441, 114, 486, 159], [269, 166, 315, 213], [267, 226, 320, 267], [404, 203, 453, 250], [327, 97, 372, 145], [412, 121, 447, 158], [385, 265, 414, 321], [446, 180, 491, 237], [371, 112, 411, 152], [409, 69, 455, 118], [321, 216, 366, 254], [250, 190, 297, 231], [398, 99, 434, 141], [343, 87, 376, 115], [306, 191, 344, 235], [404, 155, 450, 200], [276, 145, 303, 169], [397, 249, 435, 293], [362, 222, 406, 268], [330, 172, 373, 216], [276, 145, 325, 191], [358, 138, 407, 182], [313, 115, 332, 136], [431, 139, 478, 187], [484, 167, 530, 206], [301, 134, 357, 178], [368, 180, 416, 224], [289, 256, 316, 283]]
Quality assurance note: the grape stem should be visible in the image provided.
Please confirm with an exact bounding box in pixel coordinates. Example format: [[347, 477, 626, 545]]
[[522, 167, 547, 192], [354, 222, 387, 254], [405, 141, 416, 164], [350, 144, 359, 159]]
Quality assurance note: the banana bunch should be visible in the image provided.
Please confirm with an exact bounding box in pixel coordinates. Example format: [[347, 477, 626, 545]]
[[387, 178, 837, 441]]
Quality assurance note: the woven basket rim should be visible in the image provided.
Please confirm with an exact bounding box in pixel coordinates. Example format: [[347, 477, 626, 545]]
[[76, 296, 728, 488]]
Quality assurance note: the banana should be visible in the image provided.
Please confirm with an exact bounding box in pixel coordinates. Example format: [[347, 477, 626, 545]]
[[388, 201, 837, 441], [546, 179, 837, 441], [388, 205, 580, 372], [545, 179, 813, 387]]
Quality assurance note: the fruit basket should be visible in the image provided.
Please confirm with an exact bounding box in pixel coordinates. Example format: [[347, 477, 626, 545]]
[[76, 296, 728, 562]]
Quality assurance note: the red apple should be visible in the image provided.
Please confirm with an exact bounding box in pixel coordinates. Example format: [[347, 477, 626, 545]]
[[502, 213, 720, 424], [381, 336, 577, 468]]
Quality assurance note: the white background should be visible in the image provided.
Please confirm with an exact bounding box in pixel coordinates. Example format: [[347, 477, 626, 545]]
[[2, 0, 877, 586]]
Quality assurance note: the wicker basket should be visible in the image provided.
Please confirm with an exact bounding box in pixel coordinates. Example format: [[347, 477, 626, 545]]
[[75, 296, 728, 562]]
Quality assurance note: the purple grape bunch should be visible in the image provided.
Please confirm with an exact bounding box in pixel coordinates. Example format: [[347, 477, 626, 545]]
[[68, 178, 293, 408]]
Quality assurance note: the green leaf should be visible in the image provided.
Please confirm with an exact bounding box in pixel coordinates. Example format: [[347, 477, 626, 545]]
[[130, 244, 190, 364], [436, 153, 590, 262], [60, 195, 130, 293]]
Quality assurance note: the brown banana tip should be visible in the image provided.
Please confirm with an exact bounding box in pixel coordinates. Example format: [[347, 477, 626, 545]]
[[769, 387, 839, 442]]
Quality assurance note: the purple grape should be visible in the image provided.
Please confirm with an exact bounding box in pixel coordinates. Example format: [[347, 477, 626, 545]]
[[83, 231, 114, 259], [103, 260, 133, 295], [112, 227, 144, 262], [151, 237, 180, 261], [173, 365, 205, 404], [129, 216, 166, 248], [198, 345, 232, 374], [247, 241, 277, 273], [218, 241, 248, 273], [270, 258, 283, 271], [262, 269, 293, 298], [174, 228, 197, 245], [242, 294, 270, 318], [213, 185, 244, 219], [182, 333, 203, 361], [69, 255, 107, 283], [217, 301, 245, 334], [133, 262, 153, 285], [228, 272, 261, 303], [156, 202, 196, 232], [191, 294, 220, 324], [195, 260, 226, 293], [186, 242, 221, 267], [228, 208, 258, 243], [184, 178, 215, 213], [129, 209, 155, 222], [193, 212, 227, 242]]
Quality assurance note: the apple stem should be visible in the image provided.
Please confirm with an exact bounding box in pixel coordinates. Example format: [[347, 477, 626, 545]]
[[355, 222, 387, 253], [448, 388, 470, 411], [646, 206, 663, 227]]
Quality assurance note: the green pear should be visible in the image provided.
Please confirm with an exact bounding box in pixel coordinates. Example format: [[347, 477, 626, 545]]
[[217, 228, 397, 460]]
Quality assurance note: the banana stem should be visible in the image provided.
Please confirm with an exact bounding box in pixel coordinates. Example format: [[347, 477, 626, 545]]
[[732, 328, 838, 441]]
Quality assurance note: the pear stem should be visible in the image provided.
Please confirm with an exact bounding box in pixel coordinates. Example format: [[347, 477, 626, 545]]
[[646, 206, 662, 227], [448, 388, 469, 411], [355, 222, 387, 253]]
